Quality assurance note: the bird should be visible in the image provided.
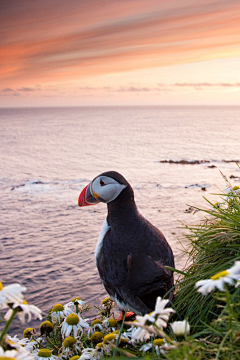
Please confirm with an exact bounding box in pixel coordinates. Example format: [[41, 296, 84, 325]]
[[78, 171, 175, 316]]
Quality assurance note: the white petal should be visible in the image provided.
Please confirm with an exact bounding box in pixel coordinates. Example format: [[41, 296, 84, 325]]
[[66, 325, 72, 337], [155, 318, 167, 328], [73, 325, 78, 338], [139, 343, 152, 352], [18, 312, 26, 324], [4, 309, 13, 321]]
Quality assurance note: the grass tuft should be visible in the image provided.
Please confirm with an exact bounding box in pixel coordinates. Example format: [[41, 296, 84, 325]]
[[174, 176, 240, 334]]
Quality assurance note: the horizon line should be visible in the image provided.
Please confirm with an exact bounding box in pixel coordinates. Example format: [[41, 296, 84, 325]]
[[1, 104, 240, 110]]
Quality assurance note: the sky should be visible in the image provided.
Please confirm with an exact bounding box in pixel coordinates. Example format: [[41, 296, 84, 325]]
[[1, 0, 240, 107]]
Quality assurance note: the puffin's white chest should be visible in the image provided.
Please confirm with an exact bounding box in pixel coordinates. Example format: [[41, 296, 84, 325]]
[[95, 218, 110, 262]]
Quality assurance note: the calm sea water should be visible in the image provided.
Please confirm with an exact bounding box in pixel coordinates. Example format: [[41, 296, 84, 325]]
[[0, 106, 240, 333]]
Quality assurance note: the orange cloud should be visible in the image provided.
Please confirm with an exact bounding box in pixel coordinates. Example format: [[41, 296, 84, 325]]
[[1, 0, 240, 88]]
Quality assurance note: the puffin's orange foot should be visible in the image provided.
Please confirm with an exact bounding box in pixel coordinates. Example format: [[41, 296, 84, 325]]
[[116, 310, 135, 322]]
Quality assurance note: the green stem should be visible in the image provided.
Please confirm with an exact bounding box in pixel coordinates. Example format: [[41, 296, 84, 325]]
[[0, 308, 17, 343], [224, 285, 234, 349], [165, 266, 187, 276], [151, 336, 154, 355], [215, 329, 232, 360], [113, 311, 127, 357], [46, 335, 59, 351]]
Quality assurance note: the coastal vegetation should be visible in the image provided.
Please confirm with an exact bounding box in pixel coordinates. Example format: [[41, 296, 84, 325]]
[[1, 172, 240, 359]]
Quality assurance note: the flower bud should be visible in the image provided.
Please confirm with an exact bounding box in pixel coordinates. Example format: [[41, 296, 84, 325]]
[[90, 331, 104, 344], [39, 321, 53, 336]]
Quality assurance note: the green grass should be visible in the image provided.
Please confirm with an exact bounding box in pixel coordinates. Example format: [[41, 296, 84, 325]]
[[173, 179, 240, 335]]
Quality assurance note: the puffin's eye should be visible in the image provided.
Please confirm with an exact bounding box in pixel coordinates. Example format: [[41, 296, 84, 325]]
[[100, 179, 106, 186]]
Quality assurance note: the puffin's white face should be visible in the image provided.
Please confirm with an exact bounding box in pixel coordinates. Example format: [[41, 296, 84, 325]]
[[91, 175, 127, 203]]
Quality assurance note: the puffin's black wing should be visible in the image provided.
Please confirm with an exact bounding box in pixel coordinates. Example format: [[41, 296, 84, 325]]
[[96, 216, 174, 315]]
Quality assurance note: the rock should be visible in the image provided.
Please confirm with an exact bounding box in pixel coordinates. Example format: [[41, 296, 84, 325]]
[[222, 160, 240, 163], [184, 207, 194, 213], [160, 159, 210, 165], [11, 184, 25, 190]]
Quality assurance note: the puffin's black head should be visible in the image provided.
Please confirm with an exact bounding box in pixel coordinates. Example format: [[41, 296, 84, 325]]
[[78, 171, 134, 207]]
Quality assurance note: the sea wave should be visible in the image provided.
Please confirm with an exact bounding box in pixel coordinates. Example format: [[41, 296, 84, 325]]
[[10, 179, 87, 192]]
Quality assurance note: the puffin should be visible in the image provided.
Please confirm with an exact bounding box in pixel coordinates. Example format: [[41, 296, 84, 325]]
[[78, 171, 174, 316]]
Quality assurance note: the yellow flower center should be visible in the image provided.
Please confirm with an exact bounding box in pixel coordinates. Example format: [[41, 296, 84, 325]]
[[119, 338, 129, 346], [90, 331, 104, 343], [39, 321, 54, 335], [0, 281, 3, 290], [37, 349, 51, 357], [69, 356, 80, 360], [0, 358, 16, 360], [233, 186, 240, 191], [97, 342, 103, 348], [71, 297, 81, 302], [66, 313, 79, 325], [22, 300, 27, 305], [40, 320, 53, 329], [23, 327, 34, 338], [102, 297, 110, 304], [103, 333, 117, 344], [211, 270, 228, 280], [52, 304, 64, 312], [63, 336, 77, 348], [153, 338, 164, 346], [91, 319, 101, 326], [108, 319, 117, 327]]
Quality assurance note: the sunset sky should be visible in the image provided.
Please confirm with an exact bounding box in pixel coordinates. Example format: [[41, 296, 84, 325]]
[[1, 0, 240, 107]]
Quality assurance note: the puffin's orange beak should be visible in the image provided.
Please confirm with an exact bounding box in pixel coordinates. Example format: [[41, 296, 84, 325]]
[[78, 183, 100, 207]]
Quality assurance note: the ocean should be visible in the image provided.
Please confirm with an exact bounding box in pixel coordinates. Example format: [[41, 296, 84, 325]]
[[0, 106, 240, 334]]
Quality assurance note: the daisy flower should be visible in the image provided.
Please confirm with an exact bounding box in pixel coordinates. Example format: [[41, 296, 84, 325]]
[[61, 313, 89, 338], [4, 299, 42, 324], [88, 319, 103, 337], [150, 297, 175, 328], [224, 186, 240, 197], [131, 314, 157, 342], [170, 320, 190, 336], [64, 297, 85, 313], [32, 348, 58, 360], [6, 334, 29, 349], [0, 345, 33, 360], [62, 336, 82, 358], [140, 338, 167, 355], [51, 303, 71, 323], [195, 261, 240, 295], [144, 338, 173, 355], [0, 282, 26, 308], [130, 297, 174, 342]]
